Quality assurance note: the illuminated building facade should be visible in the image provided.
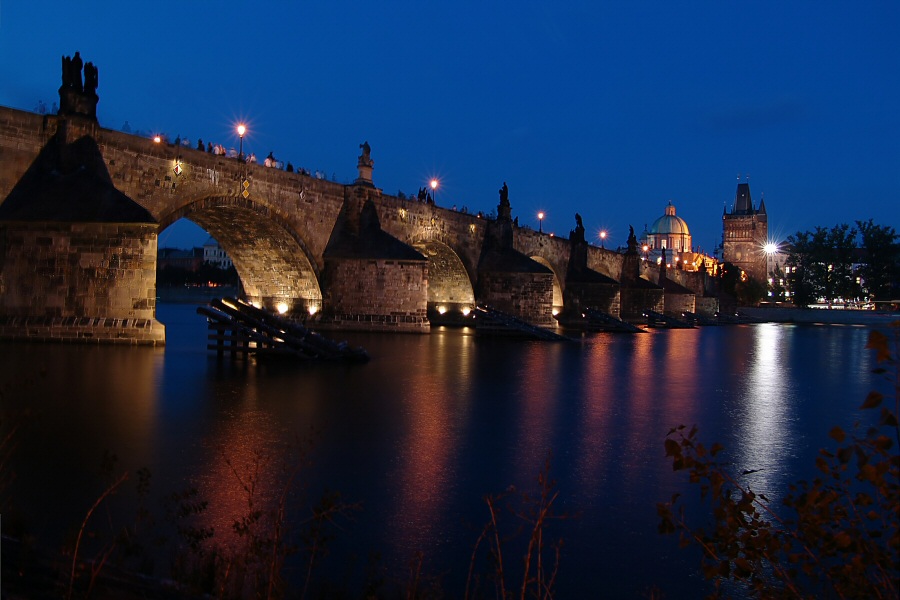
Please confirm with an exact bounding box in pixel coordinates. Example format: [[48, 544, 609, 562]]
[[640, 202, 713, 272], [722, 181, 768, 282]]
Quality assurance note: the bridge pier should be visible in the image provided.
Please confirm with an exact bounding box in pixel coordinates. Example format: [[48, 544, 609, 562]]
[[0, 127, 165, 345], [318, 193, 430, 332]]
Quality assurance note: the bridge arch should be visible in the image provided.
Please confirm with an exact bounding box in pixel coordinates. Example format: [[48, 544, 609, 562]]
[[160, 196, 323, 315], [408, 236, 476, 322], [529, 256, 564, 316]]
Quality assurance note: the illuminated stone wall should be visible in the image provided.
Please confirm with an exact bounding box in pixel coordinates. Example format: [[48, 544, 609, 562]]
[[0, 221, 164, 344], [477, 271, 554, 327], [320, 258, 429, 332]]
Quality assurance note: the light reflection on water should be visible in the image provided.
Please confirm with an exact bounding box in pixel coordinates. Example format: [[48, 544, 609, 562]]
[[0, 305, 884, 598], [737, 323, 795, 498]]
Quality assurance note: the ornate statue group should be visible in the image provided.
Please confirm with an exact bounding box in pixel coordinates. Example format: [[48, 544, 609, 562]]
[[61, 51, 98, 96], [58, 51, 99, 119]]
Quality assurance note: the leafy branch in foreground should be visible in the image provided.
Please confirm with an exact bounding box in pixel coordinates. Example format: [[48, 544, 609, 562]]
[[465, 453, 572, 600], [658, 322, 900, 599]]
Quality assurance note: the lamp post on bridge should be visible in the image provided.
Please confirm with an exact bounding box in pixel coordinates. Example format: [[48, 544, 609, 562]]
[[599, 230, 607, 248], [237, 124, 246, 161], [538, 211, 544, 233], [430, 179, 438, 205]]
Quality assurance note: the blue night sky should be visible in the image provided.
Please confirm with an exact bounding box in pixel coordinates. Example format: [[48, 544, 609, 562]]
[[1, 1, 898, 251]]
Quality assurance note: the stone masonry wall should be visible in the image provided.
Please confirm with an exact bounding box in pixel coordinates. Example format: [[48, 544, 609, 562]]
[[0, 110, 57, 199], [321, 258, 429, 332], [564, 282, 621, 318], [663, 292, 696, 316], [0, 221, 164, 344], [620, 287, 664, 322], [478, 271, 554, 327]]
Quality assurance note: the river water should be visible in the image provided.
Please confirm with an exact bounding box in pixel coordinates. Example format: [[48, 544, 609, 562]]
[[0, 304, 888, 597]]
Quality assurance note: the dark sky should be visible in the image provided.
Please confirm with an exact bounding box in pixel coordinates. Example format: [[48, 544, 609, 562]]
[[2, 1, 897, 250]]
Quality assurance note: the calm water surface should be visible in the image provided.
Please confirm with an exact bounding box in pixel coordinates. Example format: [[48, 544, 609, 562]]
[[0, 304, 886, 597]]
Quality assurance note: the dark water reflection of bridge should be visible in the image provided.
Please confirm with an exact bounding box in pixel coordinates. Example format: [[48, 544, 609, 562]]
[[0, 305, 883, 597]]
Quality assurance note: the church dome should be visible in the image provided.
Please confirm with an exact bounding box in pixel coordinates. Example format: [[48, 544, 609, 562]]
[[643, 201, 693, 254], [648, 202, 690, 236]]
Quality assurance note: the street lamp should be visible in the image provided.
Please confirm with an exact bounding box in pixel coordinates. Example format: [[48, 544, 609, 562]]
[[764, 242, 778, 297], [537, 211, 544, 233], [599, 230, 607, 248], [237, 124, 246, 161], [430, 179, 438, 205]]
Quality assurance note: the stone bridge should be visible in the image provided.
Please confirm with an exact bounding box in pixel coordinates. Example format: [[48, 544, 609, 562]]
[[0, 100, 715, 344]]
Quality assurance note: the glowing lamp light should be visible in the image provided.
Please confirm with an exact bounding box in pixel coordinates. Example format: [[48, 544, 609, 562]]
[[237, 124, 246, 160], [276, 302, 289, 314], [437, 305, 447, 315], [461, 307, 471, 317], [537, 211, 545, 233], [764, 242, 778, 254], [153, 135, 161, 143], [552, 308, 560, 316], [308, 305, 318, 316], [251, 301, 262, 309]]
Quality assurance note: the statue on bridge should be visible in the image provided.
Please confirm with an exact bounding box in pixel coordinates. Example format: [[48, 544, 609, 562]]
[[83, 62, 98, 96], [496, 181, 512, 221], [571, 213, 585, 244], [58, 51, 98, 120], [355, 140, 375, 186], [626, 225, 638, 253], [358, 140, 373, 167]]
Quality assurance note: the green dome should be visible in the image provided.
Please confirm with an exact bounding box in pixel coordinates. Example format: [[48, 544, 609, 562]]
[[648, 202, 690, 236]]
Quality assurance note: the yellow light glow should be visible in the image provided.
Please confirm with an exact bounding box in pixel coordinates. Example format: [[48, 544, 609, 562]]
[[276, 302, 289, 314], [237, 124, 246, 137], [430, 179, 438, 190], [600, 230, 607, 239], [153, 135, 161, 143], [251, 301, 261, 309], [461, 307, 471, 316], [552, 309, 559, 316], [308, 305, 318, 315], [643, 245, 648, 252], [437, 306, 447, 315], [538, 211, 544, 220]]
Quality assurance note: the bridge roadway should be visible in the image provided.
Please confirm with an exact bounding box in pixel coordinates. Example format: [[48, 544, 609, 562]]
[[0, 105, 705, 342]]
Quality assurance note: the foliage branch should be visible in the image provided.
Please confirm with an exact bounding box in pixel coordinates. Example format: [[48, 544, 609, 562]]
[[658, 321, 900, 598]]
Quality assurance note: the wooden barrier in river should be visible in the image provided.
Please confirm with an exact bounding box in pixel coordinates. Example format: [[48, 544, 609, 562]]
[[197, 297, 369, 362]]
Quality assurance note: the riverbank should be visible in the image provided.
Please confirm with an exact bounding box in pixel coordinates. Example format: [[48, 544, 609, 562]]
[[742, 306, 899, 326], [156, 285, 239, 304]]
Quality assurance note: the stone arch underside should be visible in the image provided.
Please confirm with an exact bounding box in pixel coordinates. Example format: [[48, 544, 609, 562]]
[[530, 256, 564, 313], [166, 202, 322, 314], [411, 240, 475, 319]]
